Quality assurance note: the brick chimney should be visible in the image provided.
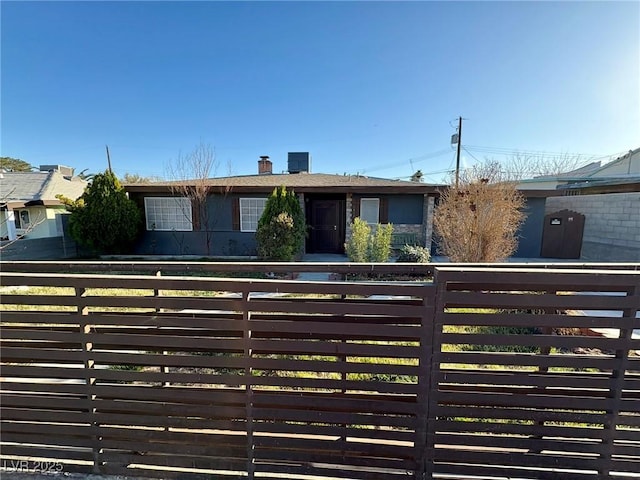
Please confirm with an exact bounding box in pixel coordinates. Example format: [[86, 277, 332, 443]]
[[258, 156, 272, 175]]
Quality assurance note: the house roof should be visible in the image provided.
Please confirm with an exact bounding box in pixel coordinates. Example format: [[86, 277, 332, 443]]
[[0, 171, 87, 208], [125, 172, 442, 194]]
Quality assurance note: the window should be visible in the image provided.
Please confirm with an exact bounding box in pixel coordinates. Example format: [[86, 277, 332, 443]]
[[240, 198, 267, 232], [144, 197, 192, 231], [14, 209, 30, 229], [360, 198, 380, 224]]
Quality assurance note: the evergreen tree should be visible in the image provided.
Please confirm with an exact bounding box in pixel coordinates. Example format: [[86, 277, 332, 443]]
[[256, 186, 306, 260], [58, 170, 141, 254]]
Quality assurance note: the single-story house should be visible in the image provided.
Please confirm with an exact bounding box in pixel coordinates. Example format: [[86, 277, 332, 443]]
[[0, 165, 87, 242], [124, 153, 440, 257]]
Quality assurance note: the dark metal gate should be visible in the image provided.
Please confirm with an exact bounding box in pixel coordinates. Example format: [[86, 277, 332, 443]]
[[540, 209, 585, 258]]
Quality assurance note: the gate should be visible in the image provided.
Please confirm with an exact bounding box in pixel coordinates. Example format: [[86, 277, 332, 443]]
[[541, 209, 585, 258]]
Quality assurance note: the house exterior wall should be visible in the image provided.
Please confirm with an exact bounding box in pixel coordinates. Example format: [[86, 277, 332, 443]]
[[132, 191, 434, 257], [133, 193, 264, 257], [546, 192, 640, 261], [514, 197, 546, 258], [2, 206, 65, 241], [387, 195, 423, 224], [345, 194, 427, 245]]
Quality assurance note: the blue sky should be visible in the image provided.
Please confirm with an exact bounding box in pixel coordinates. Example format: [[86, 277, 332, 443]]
[[2, 1, 639, 183]]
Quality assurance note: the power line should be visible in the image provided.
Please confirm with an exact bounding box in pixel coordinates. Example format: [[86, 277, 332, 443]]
[[464, 144, 618, 158], [348, 148, 451, 175]]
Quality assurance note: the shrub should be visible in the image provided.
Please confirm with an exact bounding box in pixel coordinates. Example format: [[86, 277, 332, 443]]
[[256, 186, 306, 261], [345, 218, 393, 262], [345, 218, 371, 262], [256, 212, 297, 261], [370, 223, 393, 262], [396, 244, 431, 263]]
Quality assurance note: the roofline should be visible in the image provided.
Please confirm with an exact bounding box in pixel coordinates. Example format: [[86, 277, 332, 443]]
[[587, 147, 640, 176], [0, 199, 64, 209], [124, 184, 442, 195]]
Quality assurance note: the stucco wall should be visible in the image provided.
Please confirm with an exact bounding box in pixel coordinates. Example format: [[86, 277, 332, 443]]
[[134, 194, 261, 257], [545, 192, 640, 261]]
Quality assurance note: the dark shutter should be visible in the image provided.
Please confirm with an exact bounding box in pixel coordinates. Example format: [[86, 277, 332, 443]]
[[232, 198, 240, 231], [379, 197, 389, 224], [352, 196, 360, 221]]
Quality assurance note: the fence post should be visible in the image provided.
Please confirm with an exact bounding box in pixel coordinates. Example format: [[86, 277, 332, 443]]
[[243, 288, 255, 479], [416, 275, 440, 479], [599, 284, 638, 477], [76, 286, 101, 473]]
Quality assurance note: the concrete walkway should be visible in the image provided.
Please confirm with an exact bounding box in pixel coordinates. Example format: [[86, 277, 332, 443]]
[[297, 253, 349, 281]]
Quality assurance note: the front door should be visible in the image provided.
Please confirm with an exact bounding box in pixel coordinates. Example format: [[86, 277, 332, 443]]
[[307, 197, 345, 253]]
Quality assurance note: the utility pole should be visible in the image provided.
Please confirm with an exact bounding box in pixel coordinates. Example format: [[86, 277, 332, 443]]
[[455, 116, 462, 188], [105, 145, 113, 173]]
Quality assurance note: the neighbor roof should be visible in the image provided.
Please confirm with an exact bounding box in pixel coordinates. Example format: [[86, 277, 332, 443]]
[[124, 172, 441, 194], [0, 171, 87, 208]]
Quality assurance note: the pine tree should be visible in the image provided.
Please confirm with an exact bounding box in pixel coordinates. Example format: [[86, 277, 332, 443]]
[[58, 170, 142, 254], [256, 186, 306, 260]]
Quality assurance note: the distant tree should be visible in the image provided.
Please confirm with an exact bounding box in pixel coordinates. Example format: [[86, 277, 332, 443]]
[[122, 172, 162, 184], [500, 153, 592, 181], [256, 186, 306, 261], [0, 157, 33, 172], [433, 161, 525, 262], [58, 170, 142, 254]]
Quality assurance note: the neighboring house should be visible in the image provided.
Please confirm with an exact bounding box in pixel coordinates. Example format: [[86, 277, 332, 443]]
[[535, 148, 640, 261], [0, 165, 87, 244], [125, 153, 440, 257]]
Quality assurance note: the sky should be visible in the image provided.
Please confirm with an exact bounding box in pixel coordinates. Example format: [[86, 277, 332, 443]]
[[1, 1, 639, 183]]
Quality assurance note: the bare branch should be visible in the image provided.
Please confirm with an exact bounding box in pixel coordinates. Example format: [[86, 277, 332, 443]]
[[434, 161, 525, 262], [164, 142, 227, 255], [0, 209, 48, 250]]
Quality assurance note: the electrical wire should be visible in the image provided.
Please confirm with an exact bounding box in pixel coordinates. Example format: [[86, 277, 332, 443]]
[[349, 148, 451, 175]]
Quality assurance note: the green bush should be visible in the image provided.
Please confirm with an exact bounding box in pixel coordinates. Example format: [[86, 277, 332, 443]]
[[345, 218, 393, 262], [256, 186, 306, 260], [370, 223, 393, 262], [396, 244, 431, 263], [256, 212, 297, 261], [345, 217, 371, 262]]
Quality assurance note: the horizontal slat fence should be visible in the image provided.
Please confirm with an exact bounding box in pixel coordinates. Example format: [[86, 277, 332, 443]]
[[1, 263, 639, 479], [0, 269, 432, 479], [428, 267, 640, 479]]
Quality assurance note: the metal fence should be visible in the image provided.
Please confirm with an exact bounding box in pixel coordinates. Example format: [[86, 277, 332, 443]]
[[1, 262, 638, 479]]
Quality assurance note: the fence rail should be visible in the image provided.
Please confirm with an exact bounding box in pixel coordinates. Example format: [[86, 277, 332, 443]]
[[1, 262, 639, 479]]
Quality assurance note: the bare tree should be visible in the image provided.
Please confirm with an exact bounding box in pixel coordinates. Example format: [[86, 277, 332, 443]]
[[500, 152, 592, 181], [434, 161, 525, 262], [165, 142, 231, 255]]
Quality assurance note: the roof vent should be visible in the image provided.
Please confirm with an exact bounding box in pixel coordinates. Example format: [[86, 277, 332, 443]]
[[287, 152, 311, 174]]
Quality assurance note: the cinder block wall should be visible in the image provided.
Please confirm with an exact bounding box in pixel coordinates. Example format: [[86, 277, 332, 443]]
[[546, 192, 640, 261]]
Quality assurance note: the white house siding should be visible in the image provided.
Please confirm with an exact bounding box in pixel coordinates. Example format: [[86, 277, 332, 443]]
[[546, 192, 640, 262]]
